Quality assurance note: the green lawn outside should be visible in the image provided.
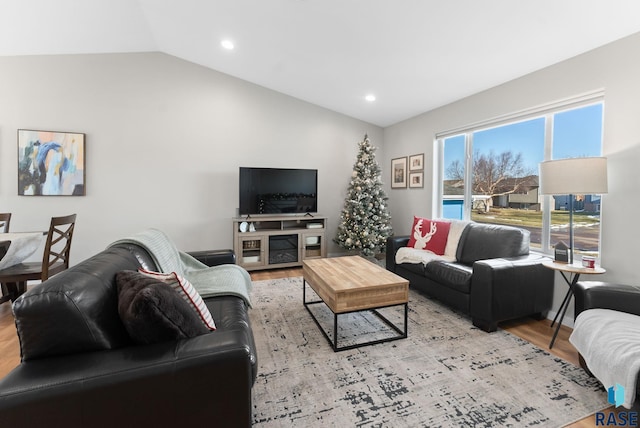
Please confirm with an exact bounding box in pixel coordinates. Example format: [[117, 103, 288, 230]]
[[471, 208, 600, 228]]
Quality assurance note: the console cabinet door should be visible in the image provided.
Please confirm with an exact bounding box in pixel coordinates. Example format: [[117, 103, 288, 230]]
[[237, 235, 267, 269], [301, 231, 325, 260]]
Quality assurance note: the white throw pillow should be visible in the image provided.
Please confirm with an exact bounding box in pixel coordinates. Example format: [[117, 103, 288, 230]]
[[441, 219, 471, 260]]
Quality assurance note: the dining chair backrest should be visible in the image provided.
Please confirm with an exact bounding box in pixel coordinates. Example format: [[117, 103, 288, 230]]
[[0, 239, 12, 305], [0, 213, 11, 233], [0, 240, 10, 260], [42, 214, 77, 280]]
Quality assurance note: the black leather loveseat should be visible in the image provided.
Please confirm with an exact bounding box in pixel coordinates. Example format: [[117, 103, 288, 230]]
[[0, 242, 257, 428], [387, 222, 554, 332], [573, 281, 640, 410]]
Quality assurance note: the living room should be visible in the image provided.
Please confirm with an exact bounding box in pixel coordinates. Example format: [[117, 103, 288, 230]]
[[1, 2, 640, 427]]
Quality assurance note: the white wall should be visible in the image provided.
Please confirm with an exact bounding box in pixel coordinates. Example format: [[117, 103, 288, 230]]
[[0, 53, 382, 260], [383, 31, 640, 322], [4, 34, 640, 322]]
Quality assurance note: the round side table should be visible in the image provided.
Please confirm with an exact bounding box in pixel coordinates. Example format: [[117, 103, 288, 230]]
[[542, 260, 606, 348]]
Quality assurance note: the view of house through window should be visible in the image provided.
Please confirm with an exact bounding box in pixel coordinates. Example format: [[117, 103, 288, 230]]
[[439, 101, 604, 257]]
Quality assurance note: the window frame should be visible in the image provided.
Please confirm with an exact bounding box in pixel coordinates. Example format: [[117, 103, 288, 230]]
[[436, 90, 604, 256]]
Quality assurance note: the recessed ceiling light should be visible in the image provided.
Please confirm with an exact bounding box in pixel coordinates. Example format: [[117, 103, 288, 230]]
[[221, 39, 235, 50], [365, 94, 376, 102]]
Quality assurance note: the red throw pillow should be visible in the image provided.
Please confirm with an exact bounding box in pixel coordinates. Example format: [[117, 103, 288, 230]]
[[406, 216, 451, 255]]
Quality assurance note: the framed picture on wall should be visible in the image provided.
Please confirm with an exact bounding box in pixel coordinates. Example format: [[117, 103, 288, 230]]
[[391, 157, 407, 188], [409, 171, 424, 188], [18, 129, 86, 196], [409, 153, 424, 171]]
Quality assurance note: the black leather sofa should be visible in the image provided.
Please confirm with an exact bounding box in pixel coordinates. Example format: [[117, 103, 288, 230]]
[[386, 222, 554, 332], [0, 243, 257, 428], [574, 281, 640, 322], [574, 280, 640, 410]]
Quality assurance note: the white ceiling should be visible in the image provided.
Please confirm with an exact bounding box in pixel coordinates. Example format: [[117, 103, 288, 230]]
[[2, 0, 640, 127]]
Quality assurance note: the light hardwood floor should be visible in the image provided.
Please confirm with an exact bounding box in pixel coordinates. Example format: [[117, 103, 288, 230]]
[[0, 268, 618, 427]]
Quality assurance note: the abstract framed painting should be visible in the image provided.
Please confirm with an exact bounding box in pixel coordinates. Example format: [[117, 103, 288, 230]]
[[18, 129, 86, 196], [391, 157, 407, 189]]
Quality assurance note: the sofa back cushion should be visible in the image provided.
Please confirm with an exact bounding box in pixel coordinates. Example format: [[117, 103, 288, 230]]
[[12, 245, 155, 361], [456, 222, 530, 265]]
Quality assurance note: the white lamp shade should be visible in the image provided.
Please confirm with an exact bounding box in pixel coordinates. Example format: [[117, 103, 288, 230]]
[[539, 157, 608, 195]]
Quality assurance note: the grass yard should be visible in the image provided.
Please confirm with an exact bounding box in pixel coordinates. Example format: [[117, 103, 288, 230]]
[[471, 208, 600, 228]]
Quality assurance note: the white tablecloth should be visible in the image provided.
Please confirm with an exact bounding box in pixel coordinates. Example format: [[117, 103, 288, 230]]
[[0, 232, 44, 270]]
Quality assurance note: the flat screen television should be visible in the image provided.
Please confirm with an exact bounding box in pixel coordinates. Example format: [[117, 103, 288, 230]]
[[239, 167, 318, 216]]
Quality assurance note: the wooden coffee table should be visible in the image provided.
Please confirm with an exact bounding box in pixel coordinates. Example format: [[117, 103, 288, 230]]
[[302, 256, 409, 351]]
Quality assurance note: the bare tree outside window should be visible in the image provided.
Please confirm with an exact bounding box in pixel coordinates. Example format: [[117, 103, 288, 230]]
[[447, 150, 534, 212]]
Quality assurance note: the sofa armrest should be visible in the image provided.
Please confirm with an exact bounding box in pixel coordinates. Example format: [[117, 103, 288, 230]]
[[386, 236, 410, 272], [469, 255, 554, 332], [0, 312, 255, 427], [188, 249, 236, 266], [574, 281, 640, 318]]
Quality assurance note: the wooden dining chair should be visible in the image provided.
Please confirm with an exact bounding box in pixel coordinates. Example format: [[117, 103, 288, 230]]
[[0, 240, 13, 305], [0, 214, 76, 302], [0, 213, 11, 233]]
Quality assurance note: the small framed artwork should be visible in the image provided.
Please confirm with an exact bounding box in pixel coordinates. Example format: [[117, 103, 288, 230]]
[[391, 157, 407, 188], [18, 129, 86, 196], [409, 153, 424, 171], [409, 172, 424, 188]]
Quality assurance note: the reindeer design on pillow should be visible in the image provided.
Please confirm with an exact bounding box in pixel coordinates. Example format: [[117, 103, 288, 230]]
[[412, 218, 437, 250]]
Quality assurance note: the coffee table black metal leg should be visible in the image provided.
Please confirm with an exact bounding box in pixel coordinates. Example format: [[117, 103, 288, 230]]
[[334, 313, 338, 350], [403, 302, 408, 337]]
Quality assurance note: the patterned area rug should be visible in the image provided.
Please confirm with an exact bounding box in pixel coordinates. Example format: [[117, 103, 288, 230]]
[[250, 277, 609, 427]]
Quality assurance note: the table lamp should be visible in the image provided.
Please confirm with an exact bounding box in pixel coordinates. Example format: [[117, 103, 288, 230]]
[[539, 157, 608, 264]]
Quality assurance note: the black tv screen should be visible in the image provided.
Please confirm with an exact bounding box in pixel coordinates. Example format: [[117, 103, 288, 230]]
[[239, 167, 318, 215]]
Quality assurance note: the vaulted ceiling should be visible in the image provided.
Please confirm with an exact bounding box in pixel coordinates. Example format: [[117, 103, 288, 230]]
[[2, 0, 640, 127]]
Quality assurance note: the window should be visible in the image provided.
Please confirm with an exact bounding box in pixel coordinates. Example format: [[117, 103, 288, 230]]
[[441, 134, 466, 220], [438, 97, 604, 257]]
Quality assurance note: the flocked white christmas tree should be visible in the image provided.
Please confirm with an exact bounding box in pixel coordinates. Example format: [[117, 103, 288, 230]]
[[334, 134, 393, 257]]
